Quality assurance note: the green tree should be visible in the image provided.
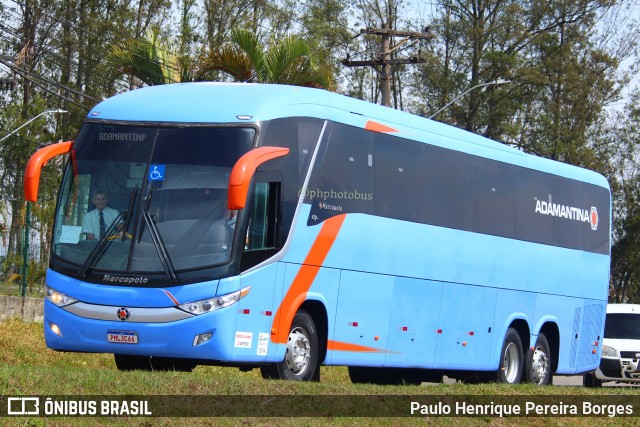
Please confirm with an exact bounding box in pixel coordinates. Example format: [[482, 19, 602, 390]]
[[515, 1, 623, 166], [197, 28, 333, 89], [409, 0, 629, 154], [604, 90, 640, 303], [107, 27, 194, 86], [298, 0, 352, 78]]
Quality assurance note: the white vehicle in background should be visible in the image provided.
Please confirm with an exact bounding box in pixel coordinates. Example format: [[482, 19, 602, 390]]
[[584, 304, 640, 387]]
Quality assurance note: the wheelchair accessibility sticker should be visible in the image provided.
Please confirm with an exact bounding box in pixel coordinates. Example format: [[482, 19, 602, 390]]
[[148, 164, 165, 181]]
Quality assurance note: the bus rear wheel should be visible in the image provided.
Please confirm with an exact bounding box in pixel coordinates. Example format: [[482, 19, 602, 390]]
[[495, 328, 523, 384], [525, 333, 552, 385], [260, 310, 320, 381], [348, 367, 426, 385], [149, 357, 196, 372]]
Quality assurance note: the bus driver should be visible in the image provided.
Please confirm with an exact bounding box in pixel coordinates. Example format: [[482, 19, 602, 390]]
[[82, 189, 120, 240]]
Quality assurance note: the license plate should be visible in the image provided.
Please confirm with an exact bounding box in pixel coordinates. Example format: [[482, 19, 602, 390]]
[[107, 330, 138, 344]]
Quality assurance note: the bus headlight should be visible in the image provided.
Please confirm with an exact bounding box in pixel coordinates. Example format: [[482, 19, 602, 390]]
[[601, 345, 618, 358], [179, 286, 251, 315], [45, 285, 77, 307]]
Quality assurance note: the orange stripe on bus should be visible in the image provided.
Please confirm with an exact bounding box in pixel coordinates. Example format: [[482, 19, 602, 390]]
[[327, 340, 386, 353], [271, 214, 346, 344], [364, 120, 398, 133]]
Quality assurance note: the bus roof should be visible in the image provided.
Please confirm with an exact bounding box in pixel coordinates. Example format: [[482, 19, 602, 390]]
[[87, 82, 609, 189]]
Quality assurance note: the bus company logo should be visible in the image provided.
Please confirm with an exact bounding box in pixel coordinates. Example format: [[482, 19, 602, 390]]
[[98, 132, 148, 142], [534, 197, 598, 231], [590, 207, 599, 231], [117, 308, 130, 321]]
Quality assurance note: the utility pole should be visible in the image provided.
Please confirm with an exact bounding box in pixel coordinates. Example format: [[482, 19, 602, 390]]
[[342, 23, 435, 107]]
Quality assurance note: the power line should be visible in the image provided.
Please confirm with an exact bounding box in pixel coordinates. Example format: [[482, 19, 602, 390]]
[[0, 8, 135, 92], [5, 0, 182, 85], [0, 61, 91, 110], [0, 22, 132, 94], [0, 56, 99, 103]]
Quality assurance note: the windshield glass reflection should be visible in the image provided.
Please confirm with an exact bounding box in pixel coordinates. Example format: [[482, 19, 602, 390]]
[[53, 124, 253, 276]]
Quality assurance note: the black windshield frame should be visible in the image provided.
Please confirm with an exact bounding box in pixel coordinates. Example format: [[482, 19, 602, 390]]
[[50, 121, 256, 286]]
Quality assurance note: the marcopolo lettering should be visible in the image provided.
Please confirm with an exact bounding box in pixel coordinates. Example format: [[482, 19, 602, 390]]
[[98, 132, 148, 142], [103, 274, 149, 284]]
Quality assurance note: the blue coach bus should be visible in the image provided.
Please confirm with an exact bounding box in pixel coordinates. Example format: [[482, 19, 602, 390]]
[[25, 83, 610, 384]]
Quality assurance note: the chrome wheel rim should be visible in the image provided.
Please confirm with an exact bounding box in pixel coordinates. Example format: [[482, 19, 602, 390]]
[[530, 346, 549, 384], [503, 342, 520, 383], [285, 327, 311, 376]]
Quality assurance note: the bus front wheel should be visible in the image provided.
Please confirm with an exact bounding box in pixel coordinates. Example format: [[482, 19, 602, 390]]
[[114, 354, 195, 372], [496, 328, 523, 384], [114, 354, 152, 371], [260, 310, 320, 381]]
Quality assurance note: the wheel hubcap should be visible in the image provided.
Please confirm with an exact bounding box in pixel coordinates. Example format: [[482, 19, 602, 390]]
[[503, 342, 520, 383], [285, 327, 311, 375], [530, 346, 549, 384]]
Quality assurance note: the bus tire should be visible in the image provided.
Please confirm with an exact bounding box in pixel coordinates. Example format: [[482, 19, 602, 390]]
[[496, 328, 523, 384], [348, 366, 375, 384], [149, 357, 196, 372], [348, 367, 426, 385], [260, 310, 319, 381], [525, 333, 552, 385], [114, 354, 152, 371]]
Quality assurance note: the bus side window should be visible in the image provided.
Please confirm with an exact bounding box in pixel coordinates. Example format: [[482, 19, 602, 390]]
[[245, 182, 281, 252]]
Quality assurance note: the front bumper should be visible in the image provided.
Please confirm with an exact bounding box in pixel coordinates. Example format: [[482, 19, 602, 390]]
[[43, 299, 237, 361], [594, 355, 640, 384]]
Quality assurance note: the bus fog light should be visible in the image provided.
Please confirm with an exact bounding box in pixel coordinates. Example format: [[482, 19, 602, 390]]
[[49, 322, 62, 337], [193, 333, 212, 346]]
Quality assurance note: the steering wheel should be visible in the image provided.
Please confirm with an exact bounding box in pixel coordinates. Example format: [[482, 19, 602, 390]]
[[106, 232, 133, 241]]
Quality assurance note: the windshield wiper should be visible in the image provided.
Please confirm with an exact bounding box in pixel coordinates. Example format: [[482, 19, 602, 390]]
[[138, 186, 177, 282], [142, 211, 177, 282], [120, 184, 138, 241], [137, 184, 154, 244], [79, 212, 124, 277]]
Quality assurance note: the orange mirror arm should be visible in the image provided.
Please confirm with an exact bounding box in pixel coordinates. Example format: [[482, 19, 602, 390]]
[[24, 141, 73, 202], [228, 146, 290, 210]]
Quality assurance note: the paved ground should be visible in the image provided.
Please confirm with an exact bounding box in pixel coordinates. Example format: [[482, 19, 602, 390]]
[[552, 375, 640, 387], [433, 375, 639, 387], [552, 375, 583, 386]]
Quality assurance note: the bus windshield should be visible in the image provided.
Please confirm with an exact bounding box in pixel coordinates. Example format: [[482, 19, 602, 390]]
[[52, 123, 254, 277]]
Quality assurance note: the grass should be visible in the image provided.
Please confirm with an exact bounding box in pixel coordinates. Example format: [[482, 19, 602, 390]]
[[1, 319, 639, 426]]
